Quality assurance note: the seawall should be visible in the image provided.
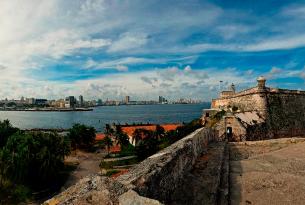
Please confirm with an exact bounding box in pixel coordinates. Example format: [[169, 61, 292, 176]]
[[44, 127, 217, 205]]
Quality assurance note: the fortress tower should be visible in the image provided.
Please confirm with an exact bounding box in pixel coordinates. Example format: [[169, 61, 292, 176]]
[[205, 76, 305, 141]]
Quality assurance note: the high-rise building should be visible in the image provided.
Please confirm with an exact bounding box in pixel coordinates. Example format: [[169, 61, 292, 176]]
[[125, 96, 130, 104], [158, 96, 168, 104], [65, 96, 76, 108], [79, 95, 84, 107]]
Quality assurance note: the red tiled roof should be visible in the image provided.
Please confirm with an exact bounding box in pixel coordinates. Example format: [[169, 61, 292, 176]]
[[95, 133, 106, 141], [121, 124, 181, 137], [110, 145, 121, 153]]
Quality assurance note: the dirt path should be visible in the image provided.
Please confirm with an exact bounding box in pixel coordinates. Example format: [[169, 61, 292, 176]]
[[230, 138, 305, 205], [63, 150, 106, 189]]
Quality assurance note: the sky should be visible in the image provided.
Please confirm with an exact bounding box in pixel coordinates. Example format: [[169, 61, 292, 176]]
[[1, 0, 305, 101]]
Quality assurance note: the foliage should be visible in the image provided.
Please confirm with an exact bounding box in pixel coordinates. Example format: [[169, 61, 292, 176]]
[[114, 125, 130, 147], [67, 123, 96, 150], [0, 120, 19, 148], [212, 110, 226, 120], [119, 143, 135, 157], [1, 131, 70, 187], [11, 185, 31, 203], [99, 135, 113, 155], [105, 169, 120, 177], [135, 137, 158, 160], [133, 120, 203, 160]]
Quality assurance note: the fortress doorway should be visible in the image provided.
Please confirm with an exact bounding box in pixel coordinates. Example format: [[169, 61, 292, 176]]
[[226, 127, 233, 141]]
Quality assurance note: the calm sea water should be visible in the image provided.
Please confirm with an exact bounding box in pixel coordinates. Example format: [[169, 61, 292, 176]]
[[0, 104, 209, 131]]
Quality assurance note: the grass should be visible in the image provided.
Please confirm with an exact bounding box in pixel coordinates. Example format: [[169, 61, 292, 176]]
[[100, 157, 139, 169]]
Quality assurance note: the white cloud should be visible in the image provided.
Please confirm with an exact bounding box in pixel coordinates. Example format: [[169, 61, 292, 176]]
[[115, 65, 128, 72], [107, 32, 148, 53]]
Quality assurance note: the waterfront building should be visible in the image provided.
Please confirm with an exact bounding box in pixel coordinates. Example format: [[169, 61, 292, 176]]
[[158, 96, 168, 104], [65, 96, 76, 108], [26, 98, 35, 105], [125, 96, 130, 104], [79, 95, 84, 107], [35, 99, 48, 105]]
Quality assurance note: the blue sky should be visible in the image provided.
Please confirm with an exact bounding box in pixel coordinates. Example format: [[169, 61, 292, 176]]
[[1, 0, 305, 101]]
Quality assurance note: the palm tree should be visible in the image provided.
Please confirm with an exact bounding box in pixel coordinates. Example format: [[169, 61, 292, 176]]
[[132, 129, 144, 146], [103, 136, 113, 155], [114, 125, 129, 147], [154, 124, 165, 140]]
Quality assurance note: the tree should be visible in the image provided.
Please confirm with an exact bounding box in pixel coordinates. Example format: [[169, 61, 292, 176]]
[[2, 131, 70, 187], [154, 124, 165, 140], [102, 135, 113, 155], [114, 125, 130, 147], [132, 129, 144, 146], [0, 120, 19, 148], [67, 124, 96, 150]]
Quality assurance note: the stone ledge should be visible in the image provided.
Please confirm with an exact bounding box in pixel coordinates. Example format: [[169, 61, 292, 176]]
[[44, 128, 217, 205]]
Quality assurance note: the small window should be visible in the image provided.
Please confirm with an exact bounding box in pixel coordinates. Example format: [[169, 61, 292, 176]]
[[205, 112, 209, 117]]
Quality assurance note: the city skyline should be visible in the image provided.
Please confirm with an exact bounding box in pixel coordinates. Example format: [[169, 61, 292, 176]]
[[1, 1, 305, 100]]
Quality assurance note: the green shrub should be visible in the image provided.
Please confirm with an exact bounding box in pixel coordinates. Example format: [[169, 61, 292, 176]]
[[67, 124, 96, 150], [12, 185, 31, 203], [105, 169, 120, 177]]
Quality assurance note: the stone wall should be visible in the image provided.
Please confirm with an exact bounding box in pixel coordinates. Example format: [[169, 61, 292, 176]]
[[117, 128, 216, 203], [211, 86, 305, 139], [212, 91, 268, 119], [215, 116, 247, 141], [266, 92, 305, 137], [44, 127, 217, 205]]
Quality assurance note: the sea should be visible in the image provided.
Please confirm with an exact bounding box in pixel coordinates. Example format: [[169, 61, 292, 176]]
[[0, 103, 210, 132]]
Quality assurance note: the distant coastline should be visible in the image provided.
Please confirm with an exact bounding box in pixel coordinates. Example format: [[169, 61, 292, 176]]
[[0, 107, 94, 112]]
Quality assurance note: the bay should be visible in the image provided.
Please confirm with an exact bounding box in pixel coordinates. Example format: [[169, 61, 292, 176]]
[[0, 103, 209, 131]]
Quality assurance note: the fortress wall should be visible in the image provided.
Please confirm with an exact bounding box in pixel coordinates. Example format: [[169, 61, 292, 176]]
[[44, 127, 217, 205], [117, 127, 217, 203], [267, 92, 305, 137], [212, 92, 267, 117]]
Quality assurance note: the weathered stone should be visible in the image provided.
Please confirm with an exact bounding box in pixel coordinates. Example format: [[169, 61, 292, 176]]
[[43, 175, 128, 205], [207, 77, 305, 141], [119, 190, 163, 205], [44, 128, 217, 204], [117, 128, 216, 203]]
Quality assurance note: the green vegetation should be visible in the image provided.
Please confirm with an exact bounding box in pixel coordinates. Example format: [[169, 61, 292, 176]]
[[133, 119, 203, 160], [105, 169, 120, 177], [67, 123, 96, 150], [114, 125, 129, 147], [0, 121, 97, 204]]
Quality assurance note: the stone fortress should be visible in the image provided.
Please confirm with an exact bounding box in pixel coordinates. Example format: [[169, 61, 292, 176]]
[[203, 76, 305, 141]]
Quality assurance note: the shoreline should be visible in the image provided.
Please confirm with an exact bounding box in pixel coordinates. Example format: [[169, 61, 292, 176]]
[[0, 108, 94, 112]]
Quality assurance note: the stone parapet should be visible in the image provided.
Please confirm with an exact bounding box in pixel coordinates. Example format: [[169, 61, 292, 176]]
[[44, 127, 217, 205]]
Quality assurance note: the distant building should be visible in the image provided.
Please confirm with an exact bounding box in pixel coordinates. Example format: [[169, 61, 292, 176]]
[[26, 98, 35, 105], [65, 96, 76, 108], [125, 96, 130, 104], [97, 99, 103, 106], [35, 99, 48, 105], [158, 96, 168, 104], [79, 95, 84, 107]]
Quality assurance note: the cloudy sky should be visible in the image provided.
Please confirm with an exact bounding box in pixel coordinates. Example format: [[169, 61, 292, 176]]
[[1, 0, 305, 101]]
